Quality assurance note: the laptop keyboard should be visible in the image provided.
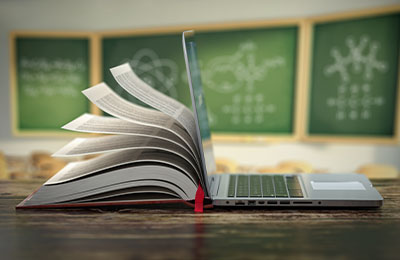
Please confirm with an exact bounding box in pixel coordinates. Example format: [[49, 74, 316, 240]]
[[227, 175, 303, 198]]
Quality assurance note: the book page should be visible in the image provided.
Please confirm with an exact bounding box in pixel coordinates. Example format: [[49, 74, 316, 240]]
[[37, 168, 197, 203], [70, 185, 182, 204], [82, 83, 199, 158], [46, 149, 200, 187], [62, 113, 198, 163], [110, 63, 198, 146], [32, 170, 197, 204], [52, 135, 200, 177]]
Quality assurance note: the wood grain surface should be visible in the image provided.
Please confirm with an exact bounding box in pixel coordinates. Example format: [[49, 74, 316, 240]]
[[1, 179, 399, 260]]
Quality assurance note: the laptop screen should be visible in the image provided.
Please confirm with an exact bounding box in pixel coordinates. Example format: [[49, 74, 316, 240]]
[[182, 31, 216, 195]]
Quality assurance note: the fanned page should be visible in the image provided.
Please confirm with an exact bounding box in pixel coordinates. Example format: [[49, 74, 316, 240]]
[[52, 135, 201, 178], [82, 83, 198, 159], [62, 113, 199, 164], [110, 63, 198, 147], [46, 149, 200, 187]]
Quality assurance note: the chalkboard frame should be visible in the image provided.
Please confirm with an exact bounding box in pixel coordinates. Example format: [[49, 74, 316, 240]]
[[10, 31, 100, 137], [98, 18, 306, 143], [302, 6, 400, 144]]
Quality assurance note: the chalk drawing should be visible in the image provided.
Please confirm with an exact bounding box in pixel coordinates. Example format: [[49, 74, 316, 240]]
[[326, 83, 385, 120], [324, 35, 388, 121], [202, 40, 285, 93], [123, 49, 179, 99], [324, 35, 387, 82], [222, 93, 277, 125], [198, 40, 285, 125]]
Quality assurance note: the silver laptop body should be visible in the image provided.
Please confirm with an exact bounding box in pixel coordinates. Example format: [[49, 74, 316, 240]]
[[182, 30, 383, 208]]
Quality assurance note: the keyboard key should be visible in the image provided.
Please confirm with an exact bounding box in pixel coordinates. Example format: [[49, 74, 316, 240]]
[[286, 182, 300, 190], [236, 175, 249, 197], [286, 176, 301, 189], [228, 175, 237, 197], [250, 175, 262, 197], [288, 189, 303, 198], [286, 176, 304, 198], [273, 175, 288, 197], [261, 175, 275, 197]]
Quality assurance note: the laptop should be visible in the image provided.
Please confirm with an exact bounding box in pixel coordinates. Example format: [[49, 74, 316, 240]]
[[182, 30, 383, 208]]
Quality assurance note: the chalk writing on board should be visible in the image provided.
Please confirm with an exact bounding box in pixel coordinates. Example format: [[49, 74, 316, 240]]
[[201, 40, 285, 125], [19, 57, 86, 98], [123, 49, 179, 99], [324, 35, 388, 121]]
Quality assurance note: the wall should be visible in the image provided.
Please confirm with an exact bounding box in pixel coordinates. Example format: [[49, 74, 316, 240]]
[[0, 0, 399, 172]]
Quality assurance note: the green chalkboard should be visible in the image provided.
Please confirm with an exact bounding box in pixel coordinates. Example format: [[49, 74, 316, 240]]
[[308, 13, 400, 138], [12, 34, 91, 134], [196, 27, 298, 134], [102, 33, 192, 108]]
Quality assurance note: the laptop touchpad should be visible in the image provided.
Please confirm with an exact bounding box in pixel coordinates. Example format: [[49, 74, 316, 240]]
[[311, 181, 366, 190]]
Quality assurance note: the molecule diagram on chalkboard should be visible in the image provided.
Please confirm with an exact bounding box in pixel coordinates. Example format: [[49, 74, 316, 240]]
[[123, 48, 180, 100], [201, 40, 285, 125], [324, 35, 388, 121]]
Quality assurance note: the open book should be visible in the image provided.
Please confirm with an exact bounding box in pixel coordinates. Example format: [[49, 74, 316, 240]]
[[17, 63, 211, 209]]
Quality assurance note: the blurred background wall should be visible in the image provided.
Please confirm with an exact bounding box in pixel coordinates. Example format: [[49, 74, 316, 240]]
[[0, 0, 399, 173]]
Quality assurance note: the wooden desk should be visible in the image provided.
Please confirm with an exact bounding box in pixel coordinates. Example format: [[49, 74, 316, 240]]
[[1, 179, 399, 259]]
